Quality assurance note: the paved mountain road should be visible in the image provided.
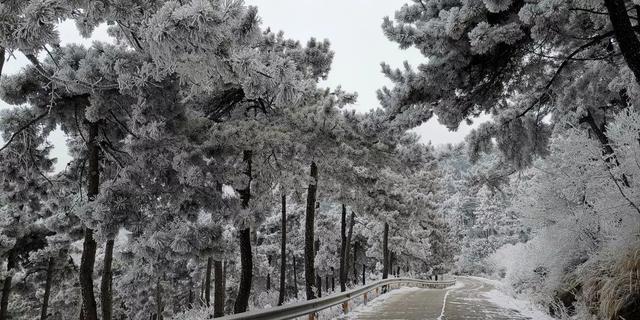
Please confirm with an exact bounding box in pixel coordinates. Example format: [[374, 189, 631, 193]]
[[349, 277, 531, 320]]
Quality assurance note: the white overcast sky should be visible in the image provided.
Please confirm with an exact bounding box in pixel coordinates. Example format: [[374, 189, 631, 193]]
[[2, 0, 482, 172], [245, 0, 484, 144]]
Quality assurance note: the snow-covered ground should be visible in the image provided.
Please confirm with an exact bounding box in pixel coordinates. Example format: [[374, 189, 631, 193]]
[[470, 277, 553, 320]]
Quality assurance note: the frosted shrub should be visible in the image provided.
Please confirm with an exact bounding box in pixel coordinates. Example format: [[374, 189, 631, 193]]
[[497, 110, 640, 317]]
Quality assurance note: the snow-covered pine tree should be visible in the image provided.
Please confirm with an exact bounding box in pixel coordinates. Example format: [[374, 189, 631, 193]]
[[380, 0, 640, 172], [0, 107, 56, 320]]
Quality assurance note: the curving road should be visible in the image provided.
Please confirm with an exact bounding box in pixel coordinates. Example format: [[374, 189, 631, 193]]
[[349, 277, 531, 320]]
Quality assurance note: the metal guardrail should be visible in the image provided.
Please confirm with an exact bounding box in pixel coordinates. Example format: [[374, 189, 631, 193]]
[[219, 277, 456, 320]]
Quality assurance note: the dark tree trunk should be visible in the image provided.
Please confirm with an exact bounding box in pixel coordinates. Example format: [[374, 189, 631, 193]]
[[0, 47, 4, 77], [234, 150, 253, 314], [40, 257, 55, 320], [314, 239, 321, 298], [80, 121, 99, 320], [382, 223, 389, 279], [304, 162, 318, 300], [214, 260, 224, 317], [325, 276, 329, 293], [604, 0, 640, 83], [205, 257, 212, 306], [362, 264, 365, 285], [345, 212, 354, 283], [101, 239, 114, 320], [389, 252, 395, 278], [0, 250, 15, 320], [80, 230, 98, 320], [292, 252, 298, 299], [316, 273, 322, 298], [580, 110, 632, 188], [339, 204, 347, 292], [277, 194, 287, 306], [580, 110, 615, 156], [330, 267, 335, 292], [234, 228, 252, 313], [266, 255, 271, 291], [352, 242, 358, 285]]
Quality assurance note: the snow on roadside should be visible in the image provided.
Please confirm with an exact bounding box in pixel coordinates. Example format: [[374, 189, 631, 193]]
[[471, 276, 554, 320]]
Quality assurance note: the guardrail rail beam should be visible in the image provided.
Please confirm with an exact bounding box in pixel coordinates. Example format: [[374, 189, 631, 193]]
[[217, 277, 456, 320]]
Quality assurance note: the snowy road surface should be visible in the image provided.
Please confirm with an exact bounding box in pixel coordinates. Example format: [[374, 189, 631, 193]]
[[348, 277, 544, 320]]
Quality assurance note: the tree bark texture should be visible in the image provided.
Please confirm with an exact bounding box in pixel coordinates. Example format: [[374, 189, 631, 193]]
[[101, 239, 114, 320], [80, 121, 100, 320], [278, 194, 287, 306], [304, 162, 318, 300], [234, 150, 253, 314]]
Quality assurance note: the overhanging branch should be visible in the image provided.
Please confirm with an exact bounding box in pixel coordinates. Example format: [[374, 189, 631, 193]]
[[0, 110, 49, 153]]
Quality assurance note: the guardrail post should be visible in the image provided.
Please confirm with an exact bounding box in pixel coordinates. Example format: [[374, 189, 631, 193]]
[[364, 292, 368, 305], [308, 312, 316, 320], [342, 301, 349, 314]]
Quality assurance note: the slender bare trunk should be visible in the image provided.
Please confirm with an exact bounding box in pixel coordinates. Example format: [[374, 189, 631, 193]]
[[205, 257, 212, 306], [277, 194, 287, 306], [345, 211, 355, 284], [325, 276, 329, 293], [352, 242, 358, 285], [234, 150, 253, 314], [315, 239, 321, 298], [40, 257, 55, 320], [362, 264, 365, 285], [234, 228, 252, 313], [0, 47, 4, 77], [316, 274, 322, 298], [213, 260, 224, 317], [382, 223, 389, 280], [330, 267, 335, 292], [304, 162, 318, 300], [339, 204, 347, 292], [266, 255, 272, 291], [292, 252, 298, 299], [101, 239, 114, 320], [389, 252, 395, 278], [0, 250, 15, 320]]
